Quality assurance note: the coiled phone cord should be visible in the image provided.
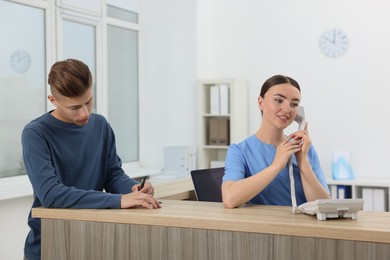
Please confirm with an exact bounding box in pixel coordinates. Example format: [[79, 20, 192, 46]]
[[289, 156, 303, 214], [290, 106, 306, 214]]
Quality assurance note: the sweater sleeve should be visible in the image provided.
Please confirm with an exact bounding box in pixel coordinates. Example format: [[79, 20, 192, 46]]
[[22, 127, 122, 209]]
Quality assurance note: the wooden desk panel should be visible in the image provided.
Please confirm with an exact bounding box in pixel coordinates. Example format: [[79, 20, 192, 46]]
[[34, 200, 390, 243], [32, 179, 390, 260], [39, 216, 389, 260]]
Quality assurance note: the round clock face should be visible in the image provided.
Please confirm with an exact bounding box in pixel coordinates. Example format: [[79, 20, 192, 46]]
[[319, 29, 349, 58], [10, 49, 31, 73]]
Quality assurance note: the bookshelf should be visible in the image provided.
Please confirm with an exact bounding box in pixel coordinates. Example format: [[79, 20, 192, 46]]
[[327, 179, 390, 212], [197, 79, 248, 169]]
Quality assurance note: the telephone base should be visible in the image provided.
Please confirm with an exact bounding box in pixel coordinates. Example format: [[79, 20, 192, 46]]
[[316, 212, 358, 221], [297, 199, 364, 221]]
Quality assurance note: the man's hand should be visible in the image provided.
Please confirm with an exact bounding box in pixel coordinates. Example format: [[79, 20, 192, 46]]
[[120, 190, 161, 209], [132, 181, 154, 195]]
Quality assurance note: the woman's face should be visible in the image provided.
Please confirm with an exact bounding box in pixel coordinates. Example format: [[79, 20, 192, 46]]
[[258, 83, 301, 130]]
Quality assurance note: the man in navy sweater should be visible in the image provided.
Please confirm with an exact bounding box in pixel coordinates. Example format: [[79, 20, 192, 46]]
[[22, 59, 160, 260]]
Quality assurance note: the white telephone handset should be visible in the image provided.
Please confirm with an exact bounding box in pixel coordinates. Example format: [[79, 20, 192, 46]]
[[295, 106, 306, 131], [290, 106, 305, 213]]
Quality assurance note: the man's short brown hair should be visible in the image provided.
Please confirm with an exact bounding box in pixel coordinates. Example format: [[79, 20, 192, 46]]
[[48, 59, 92, 97]]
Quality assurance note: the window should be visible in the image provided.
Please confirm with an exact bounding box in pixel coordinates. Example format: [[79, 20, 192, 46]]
[[106, 6, 140, 164], [0, 1, 46, 178], [107, 25, 139, 162]]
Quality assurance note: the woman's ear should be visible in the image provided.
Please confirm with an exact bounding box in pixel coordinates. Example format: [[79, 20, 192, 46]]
[[258, 96, 264, 112]]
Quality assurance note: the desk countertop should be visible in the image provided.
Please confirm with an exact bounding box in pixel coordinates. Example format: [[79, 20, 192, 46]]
[[32, 199, 390, 244]]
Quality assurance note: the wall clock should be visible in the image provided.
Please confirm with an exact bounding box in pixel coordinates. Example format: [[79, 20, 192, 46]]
[[319, 28, 349, 58], [10, 49, 31, 73]]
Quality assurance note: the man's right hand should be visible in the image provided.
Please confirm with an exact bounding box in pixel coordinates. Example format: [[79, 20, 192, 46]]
[[120, 191, 161, 209]]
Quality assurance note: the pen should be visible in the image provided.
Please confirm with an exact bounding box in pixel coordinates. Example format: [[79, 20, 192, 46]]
[[138, 176, 147, 191]]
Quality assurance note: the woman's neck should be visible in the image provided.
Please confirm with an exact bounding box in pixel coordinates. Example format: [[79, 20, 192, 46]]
[[255, 124, 285, 147]]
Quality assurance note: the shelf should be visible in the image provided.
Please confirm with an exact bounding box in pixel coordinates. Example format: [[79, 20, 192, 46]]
[[327, 178, 390, 212], [327, 178, 390, 187], [203, 145, 229, 149], [197, 79, 248, 169], [202, 114, 230, 117]]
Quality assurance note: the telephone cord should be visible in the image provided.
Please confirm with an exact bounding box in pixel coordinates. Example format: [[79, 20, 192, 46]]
[[289, 156, 303, 214]]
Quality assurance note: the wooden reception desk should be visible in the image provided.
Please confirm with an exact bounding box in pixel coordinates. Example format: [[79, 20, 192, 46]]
[[32, 178, 390, 260]]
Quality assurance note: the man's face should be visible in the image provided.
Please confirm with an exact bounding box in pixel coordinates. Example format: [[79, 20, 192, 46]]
[[48, 88, 93, 126]]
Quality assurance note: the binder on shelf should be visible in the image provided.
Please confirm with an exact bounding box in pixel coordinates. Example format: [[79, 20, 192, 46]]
[[362, 188, 374, 211], [219, 84, 229, 114], [217, 118, 229, 145], [330, 185, 338, 199], [208, 118, 219, 145], [373, 188, 386, 212], [209, 85, 220, 114], [208, 118, 230, 146], [337, 185, 352, 199]]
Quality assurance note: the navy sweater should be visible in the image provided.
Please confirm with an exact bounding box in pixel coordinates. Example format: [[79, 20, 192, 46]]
[[22, 112, 138, 260]]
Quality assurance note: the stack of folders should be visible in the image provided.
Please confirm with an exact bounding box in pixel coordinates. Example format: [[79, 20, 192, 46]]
[[208, 84, 230, 146], [208, 118, 230, 146], [209, 84, 229, 115]]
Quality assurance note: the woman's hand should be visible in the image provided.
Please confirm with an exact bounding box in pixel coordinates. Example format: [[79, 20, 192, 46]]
[[272, 133, 302, 171], [293, 122, 311, 163]]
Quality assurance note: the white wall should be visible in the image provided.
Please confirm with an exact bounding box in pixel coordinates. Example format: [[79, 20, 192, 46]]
[[0, 196, 33, 259], [139, 0, 198, 168], [194, 0, 390, 179]]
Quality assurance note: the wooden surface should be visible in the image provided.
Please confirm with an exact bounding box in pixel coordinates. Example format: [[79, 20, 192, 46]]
[[33, 199, 390, 244]]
